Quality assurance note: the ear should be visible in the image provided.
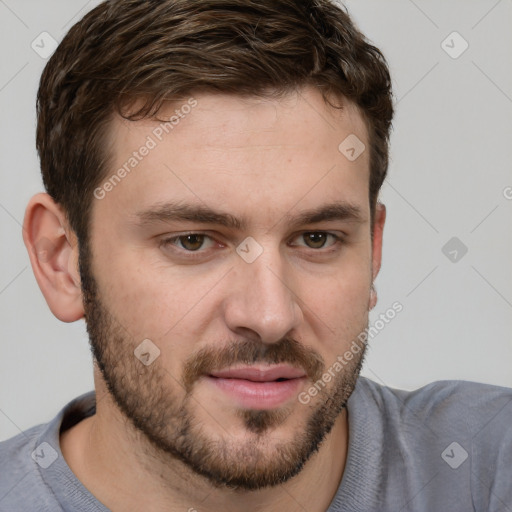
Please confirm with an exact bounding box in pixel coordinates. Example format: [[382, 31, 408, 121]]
[[22, 193, 84, 322], [369, 202, 386, 310]]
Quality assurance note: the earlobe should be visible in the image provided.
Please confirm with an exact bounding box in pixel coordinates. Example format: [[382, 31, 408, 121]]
[[22, 193, 84, 322]]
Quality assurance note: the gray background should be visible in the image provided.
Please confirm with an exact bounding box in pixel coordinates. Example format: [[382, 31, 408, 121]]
[[1, 0, 511, 441]]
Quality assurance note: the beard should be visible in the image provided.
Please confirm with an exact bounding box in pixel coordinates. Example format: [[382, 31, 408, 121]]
[[79, 241, 367, 491]]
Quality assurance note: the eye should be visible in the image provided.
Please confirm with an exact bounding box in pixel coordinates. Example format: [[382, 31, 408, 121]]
[[162, 233, 215, 251], [292, 232, 341, 249]]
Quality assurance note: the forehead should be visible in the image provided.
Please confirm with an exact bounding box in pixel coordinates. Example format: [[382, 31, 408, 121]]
[[95, 87, 370, 227]]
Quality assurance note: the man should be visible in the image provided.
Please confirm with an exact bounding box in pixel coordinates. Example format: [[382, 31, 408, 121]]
[[1, 0, 511, 510]]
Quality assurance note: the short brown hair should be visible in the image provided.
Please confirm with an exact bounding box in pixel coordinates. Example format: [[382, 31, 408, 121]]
[[36, 0, 393, 244]]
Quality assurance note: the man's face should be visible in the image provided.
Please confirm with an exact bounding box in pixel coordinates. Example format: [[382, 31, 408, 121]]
[[82, 87, 379, 489]]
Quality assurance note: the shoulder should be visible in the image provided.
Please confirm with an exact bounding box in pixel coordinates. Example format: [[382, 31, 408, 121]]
[[0, 392, 96, 511], [0, 421, 46, 471], [344, 377, 512, 510], [354, 376, 512, 432], [0, 421, 44, 460], [350, 376, 512, 458], [0, 423, 56, 510], [352, 377, 512, 509]]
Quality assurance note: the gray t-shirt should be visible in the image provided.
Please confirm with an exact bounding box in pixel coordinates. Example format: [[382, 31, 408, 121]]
[[1, 377, 511, 511]]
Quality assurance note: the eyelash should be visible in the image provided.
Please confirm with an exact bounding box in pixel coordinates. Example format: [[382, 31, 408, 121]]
[[159, 231, 344, 256], [159, 233, 220, 252]]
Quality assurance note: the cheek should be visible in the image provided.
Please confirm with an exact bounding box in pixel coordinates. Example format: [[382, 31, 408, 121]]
[[92, 244, 226, 357], [302, 256, 371, 354], [316, 275, 370, 326], [316, 241, 372, 304]]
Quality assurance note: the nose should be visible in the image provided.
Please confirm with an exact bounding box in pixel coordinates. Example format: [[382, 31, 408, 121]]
[[223, 246, 303, 343]]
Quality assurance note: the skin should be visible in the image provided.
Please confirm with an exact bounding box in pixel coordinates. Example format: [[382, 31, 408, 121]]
[[23, 86, 385, 512]]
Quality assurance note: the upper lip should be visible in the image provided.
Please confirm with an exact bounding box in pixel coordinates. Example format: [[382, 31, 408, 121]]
[[209, 365, 306, 382]]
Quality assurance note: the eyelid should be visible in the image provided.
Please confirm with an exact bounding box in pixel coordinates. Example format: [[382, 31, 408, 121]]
[[158, 229, 345, 259], [288, 231, 344, 248], [159, 232, 220, 251]]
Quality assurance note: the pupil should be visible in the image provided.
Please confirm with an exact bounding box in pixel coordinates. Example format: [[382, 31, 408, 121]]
[[306, 233, 326, 248], [183, 234, 204, 250]]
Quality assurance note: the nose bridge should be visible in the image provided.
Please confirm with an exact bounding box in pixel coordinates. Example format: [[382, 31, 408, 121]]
[[225, 242, 302, 342]]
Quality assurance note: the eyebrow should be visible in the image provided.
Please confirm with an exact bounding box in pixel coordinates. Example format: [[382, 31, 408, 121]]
[[134, 201, 365, 230], [135, 202, 244, 229], [283, 202, 366, 227]]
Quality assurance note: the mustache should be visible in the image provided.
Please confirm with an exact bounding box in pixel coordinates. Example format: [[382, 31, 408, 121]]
[[181, 337, 325, 393]]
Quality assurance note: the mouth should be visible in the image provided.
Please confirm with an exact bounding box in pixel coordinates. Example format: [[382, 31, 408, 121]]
[[205, 365, 307, 409], [209, 364, 306, 381]]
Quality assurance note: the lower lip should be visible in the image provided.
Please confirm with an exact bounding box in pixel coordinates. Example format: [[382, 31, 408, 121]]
[[205, 376, 307, 409]]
